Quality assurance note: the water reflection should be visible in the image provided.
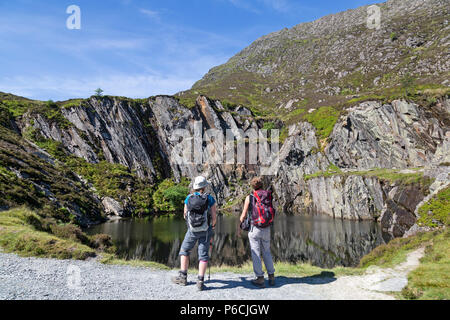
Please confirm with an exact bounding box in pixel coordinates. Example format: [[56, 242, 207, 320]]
[[86, 214, 388, 269]]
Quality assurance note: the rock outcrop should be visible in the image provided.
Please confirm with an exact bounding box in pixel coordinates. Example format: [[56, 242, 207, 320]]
[[15, 94, 449, 238], [326, 100, 447, 169]]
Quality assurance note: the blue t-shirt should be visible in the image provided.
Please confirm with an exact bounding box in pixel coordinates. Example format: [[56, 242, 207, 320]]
[[184, 192, 216, 209]]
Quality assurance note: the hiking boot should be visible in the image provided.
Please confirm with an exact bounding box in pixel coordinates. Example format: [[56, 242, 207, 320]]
[[171, 272, 187, 286], [196, 280, 205, 291], [251, 276, 265, 288], [268, 274, 275, 286]]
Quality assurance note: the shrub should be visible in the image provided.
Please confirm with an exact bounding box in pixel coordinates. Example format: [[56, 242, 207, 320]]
[[89, 233, 115, 252], [262, 121, 276, 131], [152, 178, 189, 212], [49, 223, 91, 246]]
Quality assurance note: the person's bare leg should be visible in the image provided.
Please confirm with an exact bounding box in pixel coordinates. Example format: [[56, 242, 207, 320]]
[[198, 260, 208, 277], [181, 255, 189, 271]]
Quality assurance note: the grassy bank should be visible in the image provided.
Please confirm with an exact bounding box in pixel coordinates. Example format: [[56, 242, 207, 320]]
[[0, 207, 97, 259], [360, 228, 449, 300], [0, 207, 172, 270], [402, 229, 449, 300]]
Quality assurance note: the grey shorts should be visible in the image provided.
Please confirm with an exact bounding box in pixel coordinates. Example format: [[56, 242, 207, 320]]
[[179, 226, 214, 262]]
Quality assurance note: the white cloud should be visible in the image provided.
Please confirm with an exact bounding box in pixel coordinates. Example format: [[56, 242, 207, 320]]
[[0, 74, 197, 101], [139, 8, 160, 20], [0, 4, 243, 101]]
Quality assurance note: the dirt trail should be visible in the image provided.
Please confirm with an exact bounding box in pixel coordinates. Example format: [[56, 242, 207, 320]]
[[310, 247, 425, 300], [0, 249, 424, 300]]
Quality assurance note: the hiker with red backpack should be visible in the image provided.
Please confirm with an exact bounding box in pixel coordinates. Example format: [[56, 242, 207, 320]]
[[171, 176, 217, 291], [239, 177, 276, 287]]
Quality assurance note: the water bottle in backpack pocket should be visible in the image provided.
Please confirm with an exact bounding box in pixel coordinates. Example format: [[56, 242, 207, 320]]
[[186, 193, 210, 232], [251, 190, 275, 228]]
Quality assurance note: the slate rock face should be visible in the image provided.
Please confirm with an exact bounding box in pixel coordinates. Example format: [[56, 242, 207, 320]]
[[304, 175, 384, 221], [16, 93, 449, 238], [326, 100, 446, 170], [61, 97, 162, 181]]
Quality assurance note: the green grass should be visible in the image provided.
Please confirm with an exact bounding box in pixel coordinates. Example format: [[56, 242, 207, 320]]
[[0, 99, 73, 129], [206, 260, 364, 278], [360, 229, 449, 300], [355, 168, 431, 185], [402, 229, 449, 300], [61, 99, 84, 109], [304, 167, 433, 188], [0, 100, 29, 117], [359, 231, 435, 269], [175, 96, 197, 109], [346, 94, 385, 105], [417, 186, 450, 228], [304, 163, 342, 180], [0, 207, 96, 259], [99, 253, 170, 270], [303, 106, 340, 140]]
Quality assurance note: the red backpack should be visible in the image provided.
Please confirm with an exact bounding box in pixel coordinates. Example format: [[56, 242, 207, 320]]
[[250, 190, 275, 228]]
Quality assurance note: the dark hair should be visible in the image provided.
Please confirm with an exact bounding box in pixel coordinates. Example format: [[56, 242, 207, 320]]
[[250, 177, 263, 190]]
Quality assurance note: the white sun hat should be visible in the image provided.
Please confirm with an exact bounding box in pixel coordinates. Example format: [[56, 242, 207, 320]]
[[193, 176, 209, 190]]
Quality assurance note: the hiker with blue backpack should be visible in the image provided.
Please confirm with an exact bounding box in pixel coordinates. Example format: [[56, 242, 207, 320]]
[[239, 177, 276, 287], [171, 176, 217, 291]]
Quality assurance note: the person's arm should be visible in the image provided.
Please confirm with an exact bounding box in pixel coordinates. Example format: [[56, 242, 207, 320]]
[[239, 196, 250, 223], [184, 204, 187, 220], [210, 203, 217, 229]]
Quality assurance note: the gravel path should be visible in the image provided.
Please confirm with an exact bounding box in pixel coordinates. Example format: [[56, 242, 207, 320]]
[[0, 249, 424, 300]]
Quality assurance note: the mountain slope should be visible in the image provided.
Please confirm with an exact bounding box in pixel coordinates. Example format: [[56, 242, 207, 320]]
[[177, 0, 449, 121]]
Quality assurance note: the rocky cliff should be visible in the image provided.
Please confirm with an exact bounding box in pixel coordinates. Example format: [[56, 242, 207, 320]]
[[0, 0, 449, 238], [1, 91, 448, 237]]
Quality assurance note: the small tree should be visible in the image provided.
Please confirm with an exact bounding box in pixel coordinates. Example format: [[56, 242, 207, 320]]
[[94, 88, 104, 97]]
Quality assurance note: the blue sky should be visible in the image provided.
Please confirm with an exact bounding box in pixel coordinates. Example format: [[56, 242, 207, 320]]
[[0, 0, 378, 101]]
